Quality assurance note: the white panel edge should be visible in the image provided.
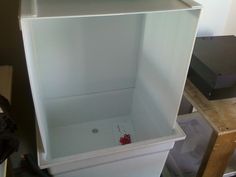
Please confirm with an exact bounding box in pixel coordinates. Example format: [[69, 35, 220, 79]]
[[180, 0, 202, 8], [20, 0, 38, 19], [37, 124, 185, 169], [20, 21, 49, 155], [22, 9, 200, 20], [172, 8, 202, 130], [19, 0, 203, 20]]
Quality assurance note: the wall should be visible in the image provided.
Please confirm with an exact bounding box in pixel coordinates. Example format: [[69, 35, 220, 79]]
[[224, 0, 236, 35], [196, 0, 233, 36]]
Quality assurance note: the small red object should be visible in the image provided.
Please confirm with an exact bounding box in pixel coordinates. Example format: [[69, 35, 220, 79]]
[[119, 134, 131, 145]]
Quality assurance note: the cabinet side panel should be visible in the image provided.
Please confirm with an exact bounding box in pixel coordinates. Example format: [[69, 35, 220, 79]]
[[132, 10, 200, 140], [21, 20, 50, 157]]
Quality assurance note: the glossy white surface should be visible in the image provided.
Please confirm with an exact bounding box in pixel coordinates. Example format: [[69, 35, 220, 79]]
[[20, 0, 200, 176], [38, 124, 185, 175], [21, 0, 201, 18], [49, 116, 135, 158], [55, 152, 169, 177], [21, 10, 200, 157]]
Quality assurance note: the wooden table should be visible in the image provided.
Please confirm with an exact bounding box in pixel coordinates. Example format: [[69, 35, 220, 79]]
[[0, 66, 13, 177], [184, 79, 236, 177]]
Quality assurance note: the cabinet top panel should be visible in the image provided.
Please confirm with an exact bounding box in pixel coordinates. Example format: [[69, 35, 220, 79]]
[[21, 0, 201, 19]]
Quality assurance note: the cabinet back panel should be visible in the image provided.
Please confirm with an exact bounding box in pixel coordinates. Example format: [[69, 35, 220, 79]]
[[31, 15, 143, 99], [45, 88, 133, 127]]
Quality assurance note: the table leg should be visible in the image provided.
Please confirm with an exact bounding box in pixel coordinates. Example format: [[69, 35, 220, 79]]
[[197, 131, 236, 177]]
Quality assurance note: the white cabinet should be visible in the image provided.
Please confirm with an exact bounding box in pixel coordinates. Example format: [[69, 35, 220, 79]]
[[20, 0, 201, 176]]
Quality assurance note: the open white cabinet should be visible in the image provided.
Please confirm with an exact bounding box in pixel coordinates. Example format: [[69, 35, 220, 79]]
[[20, 0, 201, 176]]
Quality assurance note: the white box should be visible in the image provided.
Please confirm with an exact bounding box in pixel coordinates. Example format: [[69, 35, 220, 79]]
[[20, 0, 201, 176]]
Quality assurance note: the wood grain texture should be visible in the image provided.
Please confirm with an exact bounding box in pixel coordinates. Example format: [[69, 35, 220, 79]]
[[184, 79, 236, 133], [196, 131, 236, 177], [184, 79, 236, 177], [0, 66, 13, 101]]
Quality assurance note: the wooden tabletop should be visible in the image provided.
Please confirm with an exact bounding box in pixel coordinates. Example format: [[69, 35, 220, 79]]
[[184, 79, 236, 177], [184, 79, 236, 134]]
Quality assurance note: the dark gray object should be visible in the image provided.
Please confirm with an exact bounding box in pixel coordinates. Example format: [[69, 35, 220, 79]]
[[188, 35, 236, 100]]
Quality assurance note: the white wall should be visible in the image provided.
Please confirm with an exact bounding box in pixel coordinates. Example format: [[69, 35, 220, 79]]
[[224, 0, 236, 35], [196, 0, 233, 36]]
